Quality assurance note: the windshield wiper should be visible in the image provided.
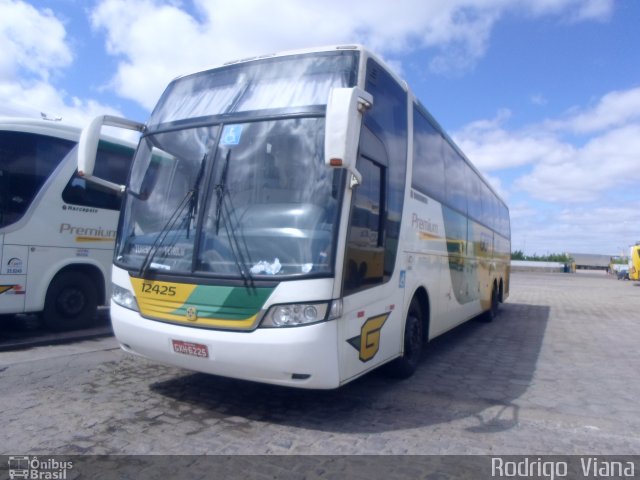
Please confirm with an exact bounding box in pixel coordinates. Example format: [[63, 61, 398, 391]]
[[212, 150, 254, 289], [186, 154, 207, 238], [217, 191, 255, 290], [138, 154, 208, 277], [214, 150, 230, 235]]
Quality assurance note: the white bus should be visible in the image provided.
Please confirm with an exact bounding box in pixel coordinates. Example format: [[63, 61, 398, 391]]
[[79, 45, 510, 388], [0, 117, 135, 330]]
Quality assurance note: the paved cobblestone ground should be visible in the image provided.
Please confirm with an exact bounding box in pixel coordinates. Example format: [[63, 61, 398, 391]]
[[1, 272, 639, 455]]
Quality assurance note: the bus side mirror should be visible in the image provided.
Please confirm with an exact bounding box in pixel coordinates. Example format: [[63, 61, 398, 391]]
[[78, 115, 145, 193], [325, 87, 372, 187]]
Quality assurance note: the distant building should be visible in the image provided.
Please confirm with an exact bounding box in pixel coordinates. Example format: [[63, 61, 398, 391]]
[[511, 260, 565, 273], [570, 253, 612, 271]]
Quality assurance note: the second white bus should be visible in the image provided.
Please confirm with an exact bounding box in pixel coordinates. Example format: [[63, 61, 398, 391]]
[[0, 117, 135, 330]]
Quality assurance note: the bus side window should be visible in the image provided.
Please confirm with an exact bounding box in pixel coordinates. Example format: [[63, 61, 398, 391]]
[[0, 131, 74, 227], [62, 142, 134, 210]]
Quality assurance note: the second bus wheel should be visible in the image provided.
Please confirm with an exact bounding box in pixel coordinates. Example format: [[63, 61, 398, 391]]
[[42, 271, 98, 331]]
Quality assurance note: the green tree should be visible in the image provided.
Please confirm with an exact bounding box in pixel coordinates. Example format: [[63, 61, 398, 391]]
[[511, 251, 574, 263], [511, 250, 526, 260]]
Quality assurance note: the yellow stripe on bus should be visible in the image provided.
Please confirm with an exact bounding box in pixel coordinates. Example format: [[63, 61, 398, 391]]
[[129, 278, 259, 330], [75, 236, 114, 242]]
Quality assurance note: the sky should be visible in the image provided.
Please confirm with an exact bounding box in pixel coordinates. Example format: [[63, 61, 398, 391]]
[[1, 0, 639, 256]]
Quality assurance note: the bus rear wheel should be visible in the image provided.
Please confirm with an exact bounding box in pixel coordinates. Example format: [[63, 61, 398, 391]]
[[42, 271, 98, 331], [481, 284, 499, 323], [385, 300, 423, 379]]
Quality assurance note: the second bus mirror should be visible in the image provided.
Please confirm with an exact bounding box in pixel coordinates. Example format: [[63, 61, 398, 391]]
[[324, 87, 372, 186], [78, 115, 145, 192]]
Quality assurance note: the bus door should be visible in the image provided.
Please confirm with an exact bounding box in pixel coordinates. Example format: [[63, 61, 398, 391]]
[[337, 57, 409, 382], [338, 141, 404, 383]]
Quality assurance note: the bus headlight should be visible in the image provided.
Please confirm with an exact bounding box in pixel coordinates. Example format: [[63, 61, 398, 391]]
[[112, 284, 139, 312], [261, 299, 342, 327]]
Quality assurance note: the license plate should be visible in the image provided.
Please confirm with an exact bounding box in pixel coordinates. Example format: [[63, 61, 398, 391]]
[[172, 339, 209, 358]]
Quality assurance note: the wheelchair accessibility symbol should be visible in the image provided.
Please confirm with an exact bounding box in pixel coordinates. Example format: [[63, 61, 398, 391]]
[[221, 125, 243, 146]]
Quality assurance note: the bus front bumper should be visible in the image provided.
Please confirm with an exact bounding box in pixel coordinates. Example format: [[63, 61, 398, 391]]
[[111, 301, 342, 389]]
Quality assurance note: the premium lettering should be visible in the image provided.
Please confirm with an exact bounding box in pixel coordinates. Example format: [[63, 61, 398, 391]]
[[59, 223, 116, 238]]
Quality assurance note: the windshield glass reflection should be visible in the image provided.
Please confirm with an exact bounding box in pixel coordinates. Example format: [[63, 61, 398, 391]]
[[149, 51, 358, 126], [115, 118, 343, 279]]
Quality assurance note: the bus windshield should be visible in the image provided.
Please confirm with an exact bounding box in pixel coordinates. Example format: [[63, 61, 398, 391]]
[[115, 117, 343, 279], [115, 51, 358, 280]]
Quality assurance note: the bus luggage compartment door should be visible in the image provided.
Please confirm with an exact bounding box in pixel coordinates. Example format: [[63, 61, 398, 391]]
[[0, 244, 28, 313]]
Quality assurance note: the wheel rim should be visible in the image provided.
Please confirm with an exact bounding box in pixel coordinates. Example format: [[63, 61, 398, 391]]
[[56, 287, 86, 317]]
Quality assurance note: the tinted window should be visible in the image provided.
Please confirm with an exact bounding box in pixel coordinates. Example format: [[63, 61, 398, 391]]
[[490, 195, 500, 232], [443, 143, 467, 214], [412, 106, 445, 201], [344, 156, 384, 293], [499, 202, 511, 238], [63, 141, 134, 211], [363, 59, 408, 279], [467, 168, 483, 222], [480, 182, 495, 228], [0, 131, 74, 228]]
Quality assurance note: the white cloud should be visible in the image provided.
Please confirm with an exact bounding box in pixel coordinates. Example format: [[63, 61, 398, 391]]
[[455, 85, 640, 205], [546, 86, 640, 134], [0, 0, 73, 81], [514, 124, 640, 203], [522, 0, 613, 21], [0, 0, 124, 125], [90, 0, 615, 109], [530, 94, 548, 106], [568, 0, 614, 22], [511, 201, 640, 255], [454, 109, 575, 171], [0, 80, 122, 127]]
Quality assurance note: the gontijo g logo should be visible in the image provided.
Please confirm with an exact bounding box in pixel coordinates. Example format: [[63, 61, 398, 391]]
[[347, 312, 390, 362]]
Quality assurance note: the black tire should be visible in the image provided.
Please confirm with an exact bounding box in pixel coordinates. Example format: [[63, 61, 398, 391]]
[[481, 284, 499, 323], [42, 271, 98, 331], [385, 300, 423, 379]]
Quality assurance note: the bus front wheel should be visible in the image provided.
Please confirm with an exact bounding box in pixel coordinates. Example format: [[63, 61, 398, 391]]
[[385, 300, 423, 379], [42, 271, 98, 331]]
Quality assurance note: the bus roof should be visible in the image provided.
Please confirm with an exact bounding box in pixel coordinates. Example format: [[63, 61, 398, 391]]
[[0, 116, 137, 149], [0, 116, 81, 142], [171, 45, 409, 91]]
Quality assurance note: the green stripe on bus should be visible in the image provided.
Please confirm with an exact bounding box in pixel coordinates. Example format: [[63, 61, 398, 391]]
[[170, 285, 274, 320]]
